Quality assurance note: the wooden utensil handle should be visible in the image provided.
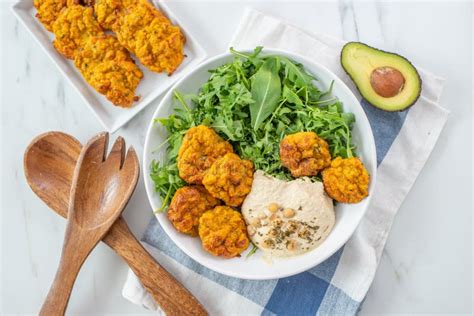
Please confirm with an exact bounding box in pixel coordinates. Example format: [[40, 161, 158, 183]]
[[39, 235, 90, 316], [103, 217, 207, 316]]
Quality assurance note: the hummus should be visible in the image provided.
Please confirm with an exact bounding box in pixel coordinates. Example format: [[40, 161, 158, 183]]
[[241, 171, 335, 257]]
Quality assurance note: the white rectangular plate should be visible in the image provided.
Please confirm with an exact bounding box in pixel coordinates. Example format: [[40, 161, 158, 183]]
[[12, 0, 207, 132]]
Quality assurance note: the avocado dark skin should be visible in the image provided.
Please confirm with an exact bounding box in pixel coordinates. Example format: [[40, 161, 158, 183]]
[[340, 42, 422, 112]]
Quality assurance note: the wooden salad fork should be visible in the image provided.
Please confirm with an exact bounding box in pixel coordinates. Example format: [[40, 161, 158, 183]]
[[39, 133, 139, 315], [24, 132, 208, 316]]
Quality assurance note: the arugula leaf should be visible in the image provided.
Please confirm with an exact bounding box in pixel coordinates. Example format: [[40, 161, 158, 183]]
[[250, 58, 282, 130], [280, 57, 315, 87], [282, 85, 303, 106], [230, 46, 264, 68], [246, 243, 259, 258]]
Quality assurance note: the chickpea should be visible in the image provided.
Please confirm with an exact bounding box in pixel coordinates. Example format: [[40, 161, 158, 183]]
[[249, 218, 260, 228], [268, 203, 280, 213], [286, 240, 297, 251], [283, 208, 295, 218], [269, 213, 279, 221], [273, 218, 284, 227], [268, 228, 278, 237], [262, 238, 275, 249]]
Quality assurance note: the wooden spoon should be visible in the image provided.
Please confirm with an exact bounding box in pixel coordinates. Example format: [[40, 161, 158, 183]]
[[24, 132, 207, 316], [38, 132, 139, 315]]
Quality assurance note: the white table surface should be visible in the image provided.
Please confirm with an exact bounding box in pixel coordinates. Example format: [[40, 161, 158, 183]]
[[1, 0, 472, 314]]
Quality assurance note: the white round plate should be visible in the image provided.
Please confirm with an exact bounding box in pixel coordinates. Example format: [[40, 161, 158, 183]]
[[143, 49, 377, 280]]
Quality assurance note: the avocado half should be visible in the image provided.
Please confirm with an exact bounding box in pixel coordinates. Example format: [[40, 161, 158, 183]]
[[341, 42, 422, 111]]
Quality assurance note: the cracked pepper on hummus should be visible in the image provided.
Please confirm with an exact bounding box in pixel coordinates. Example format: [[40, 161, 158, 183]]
[[242, 171, 335, 257]]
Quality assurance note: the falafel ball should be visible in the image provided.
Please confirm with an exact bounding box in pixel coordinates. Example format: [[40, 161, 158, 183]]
[[177, 125, 233, 184], [322, 157, 370, 203], [202, 153, 254, 207], [167, 186, 220, 236], [280, 131, 331, 177], [198, 206, 250, 258]]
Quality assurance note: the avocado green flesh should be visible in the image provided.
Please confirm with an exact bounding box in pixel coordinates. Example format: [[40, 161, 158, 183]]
[[341, 42, 422, 111]]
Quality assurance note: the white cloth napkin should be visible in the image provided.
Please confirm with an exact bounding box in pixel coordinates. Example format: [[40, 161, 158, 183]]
[[121, 7, 449, 314]]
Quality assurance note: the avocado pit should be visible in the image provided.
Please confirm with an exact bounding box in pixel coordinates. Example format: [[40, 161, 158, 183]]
[[370, 66, 405, 98]]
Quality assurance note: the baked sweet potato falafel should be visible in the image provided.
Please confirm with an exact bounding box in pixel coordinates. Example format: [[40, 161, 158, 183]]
[[94, 0, 185, 74], [115, 1, 185, 74], [94, 0, 167, 30], [280, 131, 331, 177], [34, 0, 68, 31], [178, 125, 233, 184], [52, 5, 103, 59], [94, 0, 136, 30], [74, 35, 143, 107], [322, 157, 369, 203], [202, 153, 254, 207], [198, 206, 250, 258], [167, 186, 220, 236]]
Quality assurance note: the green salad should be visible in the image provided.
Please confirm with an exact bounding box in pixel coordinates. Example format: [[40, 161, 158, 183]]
[[151, 47, 356, 211]]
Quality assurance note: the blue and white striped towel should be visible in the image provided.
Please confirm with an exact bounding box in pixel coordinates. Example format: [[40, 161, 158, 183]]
[[122, 8, 449, 315]]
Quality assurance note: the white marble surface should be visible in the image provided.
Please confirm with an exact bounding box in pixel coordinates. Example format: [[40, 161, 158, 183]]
[[1, 0, 472, 314]]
